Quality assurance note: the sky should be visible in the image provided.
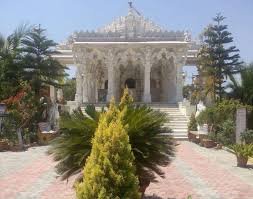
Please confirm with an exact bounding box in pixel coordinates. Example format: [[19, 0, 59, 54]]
[[1, 0, 253, 83]]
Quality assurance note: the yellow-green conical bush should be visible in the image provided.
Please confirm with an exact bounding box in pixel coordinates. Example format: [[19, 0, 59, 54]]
[[76, 100, 140, 199], [119, 88, 134, 110]]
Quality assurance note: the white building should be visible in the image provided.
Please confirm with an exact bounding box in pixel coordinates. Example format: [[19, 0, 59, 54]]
[[54, 2, 198, 105]]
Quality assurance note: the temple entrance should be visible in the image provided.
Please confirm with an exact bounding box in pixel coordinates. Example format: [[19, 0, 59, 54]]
[[151, 56, 176, 103], [117, 61, 144, 102]]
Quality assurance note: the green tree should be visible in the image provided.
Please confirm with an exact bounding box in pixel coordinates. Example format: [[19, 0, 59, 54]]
[[227, 63, 253, 105], [76, 100, 140, 199], [198, 14, 242, 102], [21, 25, 67, 97], [62, 78, 76, 101], [0, 25, 30, 101]]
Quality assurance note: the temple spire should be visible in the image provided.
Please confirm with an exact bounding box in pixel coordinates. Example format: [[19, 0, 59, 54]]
[[128, 1, 141, 16], [128, 1, 133, 8]]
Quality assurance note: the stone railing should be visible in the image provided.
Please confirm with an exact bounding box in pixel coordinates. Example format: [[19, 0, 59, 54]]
[[178, 99, 196, 118]]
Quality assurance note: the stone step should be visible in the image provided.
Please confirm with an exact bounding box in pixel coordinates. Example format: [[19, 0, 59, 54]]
[[81, 104, 189, 141]]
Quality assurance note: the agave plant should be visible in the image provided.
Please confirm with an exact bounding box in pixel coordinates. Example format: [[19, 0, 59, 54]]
[[49, 89, 175, 186]]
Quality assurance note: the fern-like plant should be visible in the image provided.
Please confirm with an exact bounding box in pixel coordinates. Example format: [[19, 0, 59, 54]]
[[230, 144, 253, 167], [48, 106, 99, 179]]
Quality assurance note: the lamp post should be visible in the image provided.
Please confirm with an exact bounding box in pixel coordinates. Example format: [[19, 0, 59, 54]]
[[0, 103, 7, 135]]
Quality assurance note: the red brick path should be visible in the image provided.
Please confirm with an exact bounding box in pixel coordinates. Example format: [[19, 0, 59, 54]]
[[1, 142, 253, 199]]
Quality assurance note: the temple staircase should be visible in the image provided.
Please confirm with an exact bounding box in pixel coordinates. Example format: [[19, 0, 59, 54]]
[[80, 104, 189, 141], [149, 104, 189, 141]]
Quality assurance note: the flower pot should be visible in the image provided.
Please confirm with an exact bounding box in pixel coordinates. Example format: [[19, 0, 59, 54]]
[[236, 155, 248, 167], [0, 140, 9, 151], [202, 139, 216, 148], [139, 178, 150, 198]]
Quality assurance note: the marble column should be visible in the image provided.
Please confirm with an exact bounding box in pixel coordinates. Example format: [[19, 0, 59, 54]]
[[75, 64, 83, 104], [176, 59, 185, 102], [143, 49, 152, 103], [106, 50, 115, 102]]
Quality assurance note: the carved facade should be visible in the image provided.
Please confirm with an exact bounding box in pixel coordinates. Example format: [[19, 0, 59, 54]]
[[55, 3, 195, 104]]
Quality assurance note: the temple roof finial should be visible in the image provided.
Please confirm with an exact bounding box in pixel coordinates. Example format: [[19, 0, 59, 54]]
[[128, 1, 133, 8], [128, 1, 141, 16]]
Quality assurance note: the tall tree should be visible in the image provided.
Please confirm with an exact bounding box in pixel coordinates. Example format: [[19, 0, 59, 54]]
[[0, 25, 30, 100], [21, 25, 67, 97], [227, 63, 253, 105], [62, 78, 76, 101], [198, 14, 242, 102]]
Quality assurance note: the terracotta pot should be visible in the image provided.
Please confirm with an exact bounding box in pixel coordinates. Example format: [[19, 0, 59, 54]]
[[139, 178, 150, 198], [0, 140, 9, 151], [236, 155, 248, 167], [203, 139, 216, 148]]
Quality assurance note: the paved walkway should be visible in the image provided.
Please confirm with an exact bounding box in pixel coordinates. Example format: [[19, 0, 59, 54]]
[[0, 142, 253, 199]]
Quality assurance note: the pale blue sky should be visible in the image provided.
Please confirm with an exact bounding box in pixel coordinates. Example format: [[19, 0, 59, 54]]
[[1, 0, 253, 83]]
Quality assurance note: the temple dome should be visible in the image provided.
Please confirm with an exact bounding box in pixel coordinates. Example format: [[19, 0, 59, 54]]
[[67, 2, 188, 43], [97, 3, 162, 38]]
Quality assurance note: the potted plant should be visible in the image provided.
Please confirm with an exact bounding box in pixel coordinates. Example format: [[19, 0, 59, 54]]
[[0, 139, 9, 151], [188, 114, 198, 141], [230, 144, 253, 167]]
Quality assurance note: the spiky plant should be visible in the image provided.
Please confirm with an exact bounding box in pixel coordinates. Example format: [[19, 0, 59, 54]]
[[76, 100, 140, 199], [49, 88, 175, 185], [48, 105, 99, 179]]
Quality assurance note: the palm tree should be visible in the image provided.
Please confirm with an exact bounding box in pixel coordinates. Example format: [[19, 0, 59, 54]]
[[0, 24, 30, 100], [227, 63, 253, 105], [49, 89, 175, 187]]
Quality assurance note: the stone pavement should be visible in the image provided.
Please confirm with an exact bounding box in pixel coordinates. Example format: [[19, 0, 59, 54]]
[[0, 142, 253, 199]]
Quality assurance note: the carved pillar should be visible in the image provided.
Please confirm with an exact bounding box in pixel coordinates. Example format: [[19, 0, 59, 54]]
[[143, 48, 152, 103], [176, 56, 186, 102], [106, 50, 115, 102], [75, 64, 83, 104]]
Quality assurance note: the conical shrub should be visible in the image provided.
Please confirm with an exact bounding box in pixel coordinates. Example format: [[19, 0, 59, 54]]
[[76, 100, 140, 199]]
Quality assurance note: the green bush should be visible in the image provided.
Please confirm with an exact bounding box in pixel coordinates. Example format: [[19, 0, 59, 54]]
[[188, 114, 198, 131], [217, 119, 235, 145], [230, 144, 253, 159], [49, 88, 175, 185], [76, 101, 140, 199], [48, 108, 98, 179], [241, 129, 253, 144], [196, 99, 251, 142]]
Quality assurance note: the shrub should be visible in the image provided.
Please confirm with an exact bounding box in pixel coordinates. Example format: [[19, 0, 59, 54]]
[[76, 101, 140, 199], [188, 114, 198, 131], [230, 144, 253, 167], [216, 119, 235, 145], [48, 108, 98, 179], [241, 129, 253, 144], [49, 88, 175, 184], [196, 99, 251, 141]]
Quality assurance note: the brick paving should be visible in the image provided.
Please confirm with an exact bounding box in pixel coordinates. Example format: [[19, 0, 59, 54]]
[[0, 142, 253, 199]]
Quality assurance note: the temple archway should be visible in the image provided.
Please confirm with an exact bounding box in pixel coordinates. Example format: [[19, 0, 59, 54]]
[[117, 60, 144, 102], [151, 56, 176, 103], [125, 78, 136, 88]]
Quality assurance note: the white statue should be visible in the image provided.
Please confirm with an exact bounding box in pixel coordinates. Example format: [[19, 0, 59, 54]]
[[195, 100, 207, 132]]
